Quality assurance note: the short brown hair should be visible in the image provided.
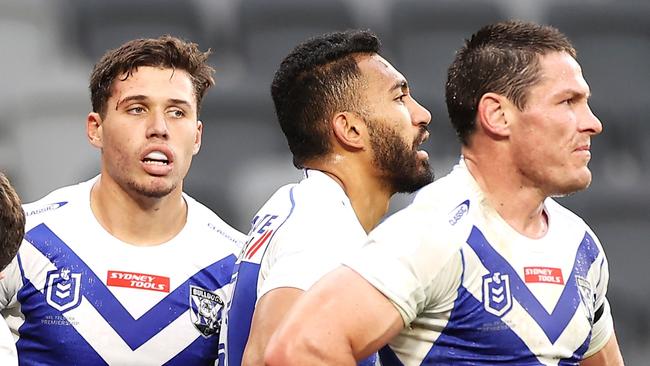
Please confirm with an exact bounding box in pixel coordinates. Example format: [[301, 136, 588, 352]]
[[90, 35, 215, 118], [0, 172, 24, 271], [446, 21, 576, 145]]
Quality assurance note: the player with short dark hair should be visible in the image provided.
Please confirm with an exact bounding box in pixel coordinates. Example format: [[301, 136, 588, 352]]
[[0, 35, 246, 365], [266, 21, 624, 365], [222, 29, 433, 366]]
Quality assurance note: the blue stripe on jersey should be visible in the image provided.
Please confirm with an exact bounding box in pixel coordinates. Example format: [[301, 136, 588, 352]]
[[466, 227, 599, 343], [378, 346, 404, 366], [226, 261, 261, 366], [21, 223, 235, 362], [225, 186, 298, 365], [163, 332, 226, 366], [422, 248, 543, 365], [559, 335, 590, 366], [16, 278, 109, 365]]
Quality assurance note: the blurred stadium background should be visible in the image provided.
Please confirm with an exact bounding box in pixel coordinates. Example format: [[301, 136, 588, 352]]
[[0, 0, 647, 362]]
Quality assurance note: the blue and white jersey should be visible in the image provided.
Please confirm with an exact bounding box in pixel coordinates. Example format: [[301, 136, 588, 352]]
[[0, 176, 246, 365], [221, 169, 375, 366], [345, 160, 614, 366]]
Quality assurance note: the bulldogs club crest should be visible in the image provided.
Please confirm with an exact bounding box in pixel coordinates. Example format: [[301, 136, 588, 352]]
[[575, 275, 595, 323], [190, 285, 224, 338], [45, 268, 82, 312], [482, 272, 513, 317]]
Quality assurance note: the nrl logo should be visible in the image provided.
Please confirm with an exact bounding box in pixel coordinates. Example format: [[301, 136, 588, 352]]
[[45, 267, 82, 313], [482, 272, 513, 317], [189, 285, 224, 338]]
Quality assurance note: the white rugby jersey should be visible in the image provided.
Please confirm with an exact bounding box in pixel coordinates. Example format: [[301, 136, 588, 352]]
[[0, 176, 246, 365], [221, 169, 375, 366], [345, 160, 614, 366]]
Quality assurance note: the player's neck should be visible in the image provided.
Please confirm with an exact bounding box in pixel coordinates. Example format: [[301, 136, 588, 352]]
[[463, 153, 549, 239], [310, 157, 392, 233], [90, 175, 188, 246]]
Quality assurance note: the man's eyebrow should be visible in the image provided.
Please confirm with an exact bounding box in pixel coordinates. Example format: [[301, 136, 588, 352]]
[[168, 98, 193, 108], [115, 96, 193, 110], [554, 88, 591, 99], [115, 95, 148, 110], [389, 79, 408, 93]]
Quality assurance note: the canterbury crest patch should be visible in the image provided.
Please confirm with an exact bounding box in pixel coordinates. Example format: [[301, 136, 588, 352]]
[[189, 285, 224, 338], [576, 275, 595, 323], [45, 267, 82, 312], [482, 272, 513, 317]]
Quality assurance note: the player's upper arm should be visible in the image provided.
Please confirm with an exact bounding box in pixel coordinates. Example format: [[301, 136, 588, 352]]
[[0, 256, 22, 310], [580, 332, 624, 366], [265, 266, 403, 366], [242, 287, 303, 366]]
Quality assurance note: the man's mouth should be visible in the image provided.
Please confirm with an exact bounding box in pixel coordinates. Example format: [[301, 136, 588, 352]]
[[143, 151, 170, 165]]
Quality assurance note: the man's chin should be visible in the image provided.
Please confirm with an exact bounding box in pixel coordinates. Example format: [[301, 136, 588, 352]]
[[129, 179, 176, 198]]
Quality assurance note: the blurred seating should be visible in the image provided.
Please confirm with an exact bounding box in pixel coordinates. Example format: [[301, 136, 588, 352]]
[[235, 0, 356, 91], [386, 0, 507, 161], [64, 0, 206, 62], [546, 2, 650, 188], [4, 89, 99, 202]]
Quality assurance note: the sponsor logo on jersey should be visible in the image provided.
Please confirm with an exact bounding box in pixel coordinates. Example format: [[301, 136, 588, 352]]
[[26, 201, 68, 216], [45, 267, 82, 312], [189, 285, 224, 338], [524, 266, 564, 285], [575, 275, 595, 323], [448, 200, 470, 225], [107, 270, 170, 293], [482, 272, 513, 317]]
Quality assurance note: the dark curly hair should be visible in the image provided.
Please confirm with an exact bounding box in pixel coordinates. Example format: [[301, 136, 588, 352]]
[[271, 30, 381, 168]]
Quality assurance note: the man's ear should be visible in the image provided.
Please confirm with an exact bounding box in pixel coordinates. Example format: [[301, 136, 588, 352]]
[[331, 112, 365, 150], [477, 92, 511, 138], [193, 120, 203, 155], [87, 112, 103, 148]]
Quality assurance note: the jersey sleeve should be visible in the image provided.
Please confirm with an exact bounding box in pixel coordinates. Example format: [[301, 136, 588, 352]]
[[0, 255, 22, 311], [343, 205, 462, 326], [0, 316, 17, 366], [258, 214, 367, 298], [583, 241, 614, 358]]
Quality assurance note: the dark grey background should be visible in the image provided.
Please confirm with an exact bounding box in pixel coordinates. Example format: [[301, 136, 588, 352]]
[[0, 0, 647, 362]]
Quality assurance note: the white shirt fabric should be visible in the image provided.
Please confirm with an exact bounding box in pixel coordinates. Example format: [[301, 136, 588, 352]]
[[222, 169, 374, 366], [345, 159, 614, 366], [0, 176, 246, 365]]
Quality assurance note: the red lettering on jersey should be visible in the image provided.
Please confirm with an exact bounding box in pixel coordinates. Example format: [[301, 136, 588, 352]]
[[524, 267, 564, 285], [107, 270, 170, 293], [245, 229, 273, 259]]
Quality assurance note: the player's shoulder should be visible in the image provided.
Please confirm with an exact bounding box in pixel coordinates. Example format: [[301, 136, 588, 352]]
[[409, 164, 477, 224], [374, 166, 478, 252], [22, 178, 95, 225], [545, 198, 604, 249], [184, 193, 248, 249]]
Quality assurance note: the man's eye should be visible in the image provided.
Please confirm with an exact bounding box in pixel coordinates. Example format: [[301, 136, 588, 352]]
[[128, 106, 145, 114], [170, 109, 185, 118]]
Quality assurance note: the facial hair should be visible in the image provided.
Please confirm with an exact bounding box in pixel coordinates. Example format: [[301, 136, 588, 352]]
[[366, 118, 434, 193]]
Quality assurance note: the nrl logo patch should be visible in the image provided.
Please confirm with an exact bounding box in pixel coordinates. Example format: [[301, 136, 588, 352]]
[[45, 268, 82, 313], [189, 285, 224, 338], [482, 272, 513, 317]]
